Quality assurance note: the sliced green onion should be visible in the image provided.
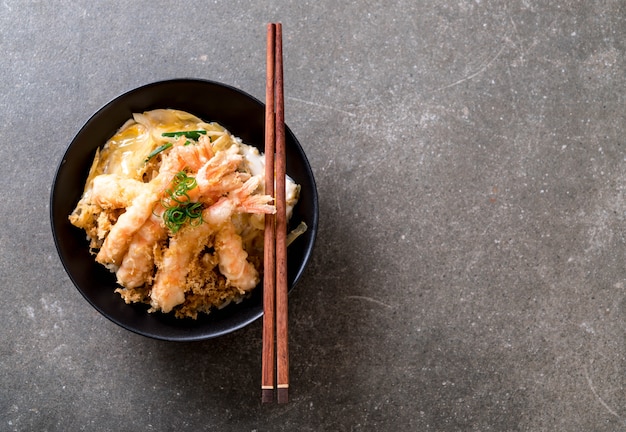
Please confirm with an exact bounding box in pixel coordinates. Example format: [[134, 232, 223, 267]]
[[186, 202, 203, 219], [144, 142, 173, 162], [162, 130, 207, 140], [169, 208, 187, 223], [160, 170, 204, 233], [164, 189, 190, 205]]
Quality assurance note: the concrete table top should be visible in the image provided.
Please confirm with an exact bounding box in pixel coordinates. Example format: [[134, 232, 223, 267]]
[[2, 1, 626, 430]]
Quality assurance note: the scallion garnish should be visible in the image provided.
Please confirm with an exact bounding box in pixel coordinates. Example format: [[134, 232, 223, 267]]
[[160, 171, 203, 233], [162, 130, 207, 140], [144, 142, 173, 162]]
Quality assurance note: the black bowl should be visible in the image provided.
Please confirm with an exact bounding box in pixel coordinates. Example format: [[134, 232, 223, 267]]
[[50, 79, 318, 341]]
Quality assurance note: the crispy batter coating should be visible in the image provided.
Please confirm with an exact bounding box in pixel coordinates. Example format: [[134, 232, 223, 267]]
[[69, 109, 301, 318]]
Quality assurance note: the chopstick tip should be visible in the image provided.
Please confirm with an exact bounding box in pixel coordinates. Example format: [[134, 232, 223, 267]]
[[262, 388, 274, 404], [277, 387, 288, 404]]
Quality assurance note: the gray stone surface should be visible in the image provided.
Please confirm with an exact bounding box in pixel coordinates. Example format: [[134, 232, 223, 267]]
[[2, 0, 626, 430]]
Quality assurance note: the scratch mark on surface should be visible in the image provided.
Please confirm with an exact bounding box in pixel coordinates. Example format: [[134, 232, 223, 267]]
[[287, 96, 357, 117], [583, 363, 625, 423], [434, 43, 508, 92], [346, 295, 393, 309]]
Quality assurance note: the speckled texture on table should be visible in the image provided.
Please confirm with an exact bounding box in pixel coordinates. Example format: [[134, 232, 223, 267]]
[[2, 1, 626, 431]]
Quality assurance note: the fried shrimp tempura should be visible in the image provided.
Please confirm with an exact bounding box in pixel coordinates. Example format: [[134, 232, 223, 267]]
[[69, 109, 301, 318]]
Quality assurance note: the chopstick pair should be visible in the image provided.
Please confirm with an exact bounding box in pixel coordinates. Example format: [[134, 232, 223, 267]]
[[262, 22, 289, 404]]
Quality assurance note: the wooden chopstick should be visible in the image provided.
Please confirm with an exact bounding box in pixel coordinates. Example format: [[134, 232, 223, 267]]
[[262, 22, 289, 404], [273, 22, 289, 405], [261, 22, 277, 404]]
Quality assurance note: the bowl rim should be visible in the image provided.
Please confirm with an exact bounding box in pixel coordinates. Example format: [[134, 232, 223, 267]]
[[50, 78, 319, 341]]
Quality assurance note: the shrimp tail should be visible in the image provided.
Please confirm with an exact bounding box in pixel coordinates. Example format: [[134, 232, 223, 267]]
[[230, 177, 276, 214]]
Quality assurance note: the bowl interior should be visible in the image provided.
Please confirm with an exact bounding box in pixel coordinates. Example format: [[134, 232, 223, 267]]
[[50, 79, 318, 341]]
